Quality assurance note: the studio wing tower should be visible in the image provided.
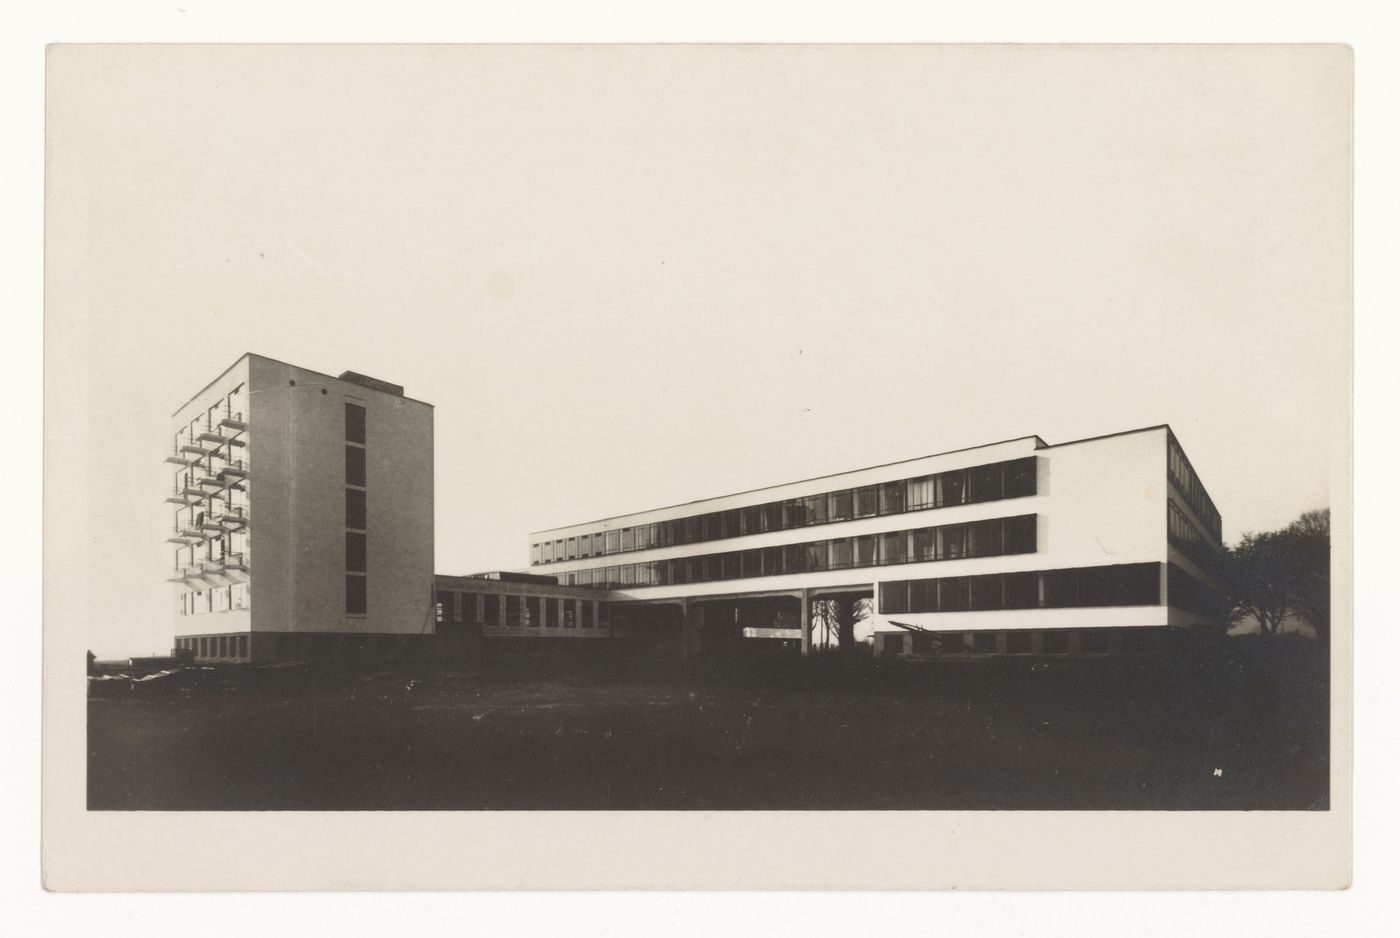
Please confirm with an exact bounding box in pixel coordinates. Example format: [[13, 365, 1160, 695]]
[[167, 354, 435, 662]]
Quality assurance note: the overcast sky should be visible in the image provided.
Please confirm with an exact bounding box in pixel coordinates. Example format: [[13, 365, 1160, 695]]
[[46, 45, 1350, 657]]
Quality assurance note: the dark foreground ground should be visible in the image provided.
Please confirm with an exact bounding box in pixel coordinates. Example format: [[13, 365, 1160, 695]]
[[88, 638, 1329, 810]]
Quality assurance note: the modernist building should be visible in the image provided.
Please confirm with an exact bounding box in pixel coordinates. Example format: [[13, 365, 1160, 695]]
[[527, 426, 1225, 658], [167, 356, 1224, 661], [168, 354, 436, 662]]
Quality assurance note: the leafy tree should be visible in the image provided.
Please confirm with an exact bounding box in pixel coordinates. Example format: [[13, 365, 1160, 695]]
[[1223, 508, 1330, 640], [1285, 509, 1331, 641]]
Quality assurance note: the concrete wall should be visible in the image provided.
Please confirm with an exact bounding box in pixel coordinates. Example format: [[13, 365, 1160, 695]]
[[247, 355, 435, 637], [867, 428, 1171, 635], [534, 436, 1044, 602]]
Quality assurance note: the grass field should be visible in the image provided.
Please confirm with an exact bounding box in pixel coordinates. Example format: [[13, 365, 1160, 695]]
[[87, 639, 1329, 811]]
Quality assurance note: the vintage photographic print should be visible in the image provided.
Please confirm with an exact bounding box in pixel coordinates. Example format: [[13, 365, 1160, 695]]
[[42, 44, 1351, 890]]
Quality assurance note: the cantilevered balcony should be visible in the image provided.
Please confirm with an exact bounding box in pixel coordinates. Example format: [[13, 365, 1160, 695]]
[[197, 431, 230, 446], [164, 454, 198, 467], [168, 565, 216, 584], [219, 416, 248, 433], [220, 553, 249, 573], [219, 463, 249, 480], [180, 443, 218, 459]]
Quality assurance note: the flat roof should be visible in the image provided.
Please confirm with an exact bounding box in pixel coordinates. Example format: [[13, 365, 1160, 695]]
[[529, 432, 1053, 535], [529, 424, 1194, 536], [172, 352, 434, 416]]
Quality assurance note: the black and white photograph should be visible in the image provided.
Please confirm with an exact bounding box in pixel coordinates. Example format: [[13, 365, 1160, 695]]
[[39, 40, 1354, 892]]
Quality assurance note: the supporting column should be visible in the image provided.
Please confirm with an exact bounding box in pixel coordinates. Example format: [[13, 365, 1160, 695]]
[[800, 588, 812, 657]]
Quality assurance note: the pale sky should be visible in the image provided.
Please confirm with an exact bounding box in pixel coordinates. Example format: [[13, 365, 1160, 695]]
[[45, 45, 1350, 657]]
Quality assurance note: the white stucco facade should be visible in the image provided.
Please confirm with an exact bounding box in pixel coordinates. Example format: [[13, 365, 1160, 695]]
[[527, 425, 1225, 653], [170, 354, 435, 661]]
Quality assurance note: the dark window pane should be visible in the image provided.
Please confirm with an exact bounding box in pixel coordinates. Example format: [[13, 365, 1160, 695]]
[[1004, 514, 1037, 554], [911, 527, 938, 562], [741, 506, 763, 535], [909, 579, 938, 612], [483, 593, 500, 624], [345, 404, 366, 444], [720, 510, 741, 538], [854, 535, 877, 567], [1006, 630, 1034, 654], [968, 519, 1003, 558], [346, 489, 367, 529], [907, 476, 937, 511], [968, 464, 1002, 503], [782, 500, 805, 528], [879, 531, 908, 565], [346, 575, 367, 614], [1043, 570, 1078, 608], [346, 531, 367, 572], [805, 541, 829, 571], [939, 577, 970, 612], [970, 574, 1003, 610], [938, 470, 967, 507], [972, 632, 998, 654], [1042, 630, 1071, 654], [782, 543, 804, 574], [939, 525, 967, 560], [1004, 457, 1037, 498], [829, 539, 853, 569], [829, 490, 853, 522], [804, 495, 828, 525], [879, 481, 905, 515], [1114, 563, 1162, 606], [525, 596, 540, 627], [1079, 567, 1111, 606], [345, 445, 366, 486], [854, 486, 878, 518], [1003, 571, 1040, 609], [880, 581, 909, 614]]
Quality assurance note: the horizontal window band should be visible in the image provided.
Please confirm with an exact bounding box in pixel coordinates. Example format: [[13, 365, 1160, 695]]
[[531, 456, 1038, 565]]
